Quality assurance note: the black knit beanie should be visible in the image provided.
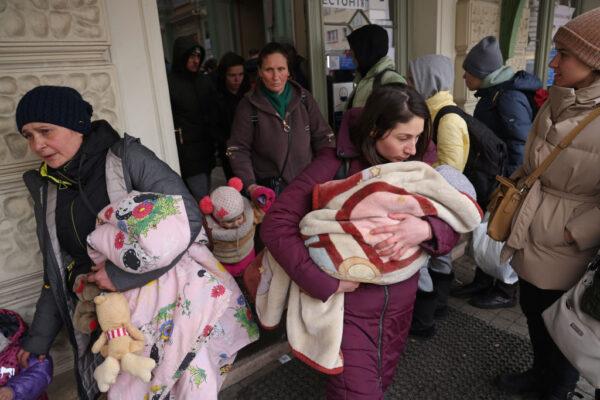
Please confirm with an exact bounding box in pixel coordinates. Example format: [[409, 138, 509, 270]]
[[16, 85, 93, 135]]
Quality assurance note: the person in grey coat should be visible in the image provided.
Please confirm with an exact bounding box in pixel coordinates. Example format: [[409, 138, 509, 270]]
[[14, 86, 204, 399]]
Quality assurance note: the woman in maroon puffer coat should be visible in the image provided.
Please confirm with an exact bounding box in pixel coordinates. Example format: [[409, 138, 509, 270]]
[[261, 83, 460, 399]]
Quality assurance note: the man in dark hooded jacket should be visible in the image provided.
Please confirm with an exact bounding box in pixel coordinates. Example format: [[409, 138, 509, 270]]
[[346, 24, 406, 108], [168, 35, 215, 200], [452, 36, 543, 309]]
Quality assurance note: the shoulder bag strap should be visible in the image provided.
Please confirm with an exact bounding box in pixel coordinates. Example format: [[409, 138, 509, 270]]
[[277, 123, 293, 181], [278, 91, 308, 181], [522, 107, 600, 190]]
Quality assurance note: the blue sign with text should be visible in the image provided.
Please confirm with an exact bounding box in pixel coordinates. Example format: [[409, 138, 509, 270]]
[[339, 55, 356, 70]]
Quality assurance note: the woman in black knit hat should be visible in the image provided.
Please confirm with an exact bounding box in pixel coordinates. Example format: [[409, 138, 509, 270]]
[[14, 86, 255, 399]]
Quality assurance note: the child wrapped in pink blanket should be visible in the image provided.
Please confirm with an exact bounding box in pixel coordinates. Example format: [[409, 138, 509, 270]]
[[86, 191, 258, 400], [300, 161, 482, 285]]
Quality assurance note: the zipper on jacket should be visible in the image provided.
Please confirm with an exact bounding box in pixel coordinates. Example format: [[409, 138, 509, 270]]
[[225, 146, 239, 159], [378, 285, 390, 389], [282, 118, 291, 133], [70, 200, 86, 250]]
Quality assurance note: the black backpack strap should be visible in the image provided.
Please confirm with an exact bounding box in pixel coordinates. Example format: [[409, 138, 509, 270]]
[[333, 158, 351, 180], [372, 68, 396, 90], [250, 103, 259, 128], [491, 88, 503, 106], [432, 105, 464, 144]]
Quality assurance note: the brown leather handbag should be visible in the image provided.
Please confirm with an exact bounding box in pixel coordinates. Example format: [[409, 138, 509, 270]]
[[487, 107, 600, 242]]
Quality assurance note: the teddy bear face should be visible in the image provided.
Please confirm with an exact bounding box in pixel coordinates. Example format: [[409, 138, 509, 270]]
[[94, 293, 132, 329]]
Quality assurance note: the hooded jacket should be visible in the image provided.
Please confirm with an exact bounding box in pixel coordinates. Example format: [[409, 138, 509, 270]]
[[506, 77, 600, 291], [409, 55, 469, 172], [227, 80, 335, 188], [167, 36, 215, 177], [347, 24, 389, 77], [474, 70, 542, 175], [347, 25, 405, 108]]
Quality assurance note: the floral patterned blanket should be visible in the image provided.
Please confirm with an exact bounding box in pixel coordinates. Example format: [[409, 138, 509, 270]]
[[87, 192, 258, 400]]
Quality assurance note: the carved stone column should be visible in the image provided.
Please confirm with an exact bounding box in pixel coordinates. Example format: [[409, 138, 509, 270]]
[[454, 0, 501, 113], [454, 0, 531, 113], [0, 0, 121, 375], [505, 2, 531, 72]]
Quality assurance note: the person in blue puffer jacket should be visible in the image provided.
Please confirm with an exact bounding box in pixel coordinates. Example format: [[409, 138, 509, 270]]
[[452, 36, 542, 310], [464, 36, 542, 176], [0, 309, 52, 400]]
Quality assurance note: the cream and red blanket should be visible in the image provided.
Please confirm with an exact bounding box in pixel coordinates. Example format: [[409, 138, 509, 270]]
[[300, 161, 482, 284]]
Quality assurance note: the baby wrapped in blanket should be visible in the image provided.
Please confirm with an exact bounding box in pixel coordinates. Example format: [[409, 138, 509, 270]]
[[86, 191, 258, 399], [300, 161, 482, 285]]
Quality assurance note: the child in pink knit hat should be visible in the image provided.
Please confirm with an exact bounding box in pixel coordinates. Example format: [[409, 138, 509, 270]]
[[200, 178, 275, 276]]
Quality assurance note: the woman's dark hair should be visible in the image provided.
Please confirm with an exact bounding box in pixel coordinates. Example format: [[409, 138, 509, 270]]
[[257, 42, 289, 68], [202, 57, 218, 73], [350, 83, 432, 165], [217, 52, 245, 77]]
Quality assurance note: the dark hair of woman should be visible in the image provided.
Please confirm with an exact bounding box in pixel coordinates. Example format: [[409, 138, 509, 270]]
[[217, 52, 245, 78], [350, 83, 432, 165], [257, 42, 289, 68]]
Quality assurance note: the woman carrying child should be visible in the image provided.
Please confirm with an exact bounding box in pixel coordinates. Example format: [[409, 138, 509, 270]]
[[15, 86, 256, 399], [261, 83, 461, 399]]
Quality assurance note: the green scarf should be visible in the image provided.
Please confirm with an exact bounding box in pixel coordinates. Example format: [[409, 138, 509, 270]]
[[261, 82, 292, 118]]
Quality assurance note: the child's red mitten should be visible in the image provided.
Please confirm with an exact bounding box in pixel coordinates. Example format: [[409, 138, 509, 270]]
[[249, 185, 276, 212]]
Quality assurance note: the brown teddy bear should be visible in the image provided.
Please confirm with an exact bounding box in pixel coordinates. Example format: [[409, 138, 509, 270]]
[[91, 292, 156, 392], [72, 275, 101, 334]]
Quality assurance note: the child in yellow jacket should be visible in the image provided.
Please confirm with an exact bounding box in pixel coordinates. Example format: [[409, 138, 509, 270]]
[[408, 54, 470, 338]]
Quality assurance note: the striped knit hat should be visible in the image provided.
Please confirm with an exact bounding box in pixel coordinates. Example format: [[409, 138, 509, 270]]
[[553, 7, 600, 70]]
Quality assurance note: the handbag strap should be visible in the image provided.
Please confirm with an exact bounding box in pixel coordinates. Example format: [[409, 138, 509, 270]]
[[277, 123, 292, 181], [522, 107, 600, 189], [277, 92, 307, 180]]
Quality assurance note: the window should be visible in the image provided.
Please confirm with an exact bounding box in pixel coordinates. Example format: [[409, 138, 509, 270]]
[[326, 29, 339, 43]]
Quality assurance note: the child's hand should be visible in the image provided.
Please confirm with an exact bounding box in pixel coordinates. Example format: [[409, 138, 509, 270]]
[[16, 349, 46, 369], [0, 387, 14, 400], [335, 280, 360, 294], [249, 185, 276, 211], [87, 262, 116, 292]]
